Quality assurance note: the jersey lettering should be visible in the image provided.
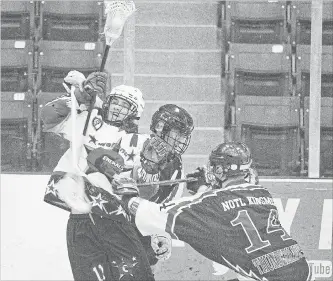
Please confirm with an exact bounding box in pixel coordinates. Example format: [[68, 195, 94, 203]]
[[266, 209, 292, 241], [92, 264, 105, 281]]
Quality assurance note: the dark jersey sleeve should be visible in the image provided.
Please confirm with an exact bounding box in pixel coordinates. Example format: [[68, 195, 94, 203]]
[[149, 155, 183, 204]]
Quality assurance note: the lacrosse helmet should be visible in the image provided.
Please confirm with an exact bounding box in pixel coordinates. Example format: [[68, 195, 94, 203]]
[[208, 142, 252, 183], [140, 104, 193, 174], [150, 104, 194, 155], [102, 85, 145, 126]]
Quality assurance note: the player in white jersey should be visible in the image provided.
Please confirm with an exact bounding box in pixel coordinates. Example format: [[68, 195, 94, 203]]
[[42, 70, 155, 281]]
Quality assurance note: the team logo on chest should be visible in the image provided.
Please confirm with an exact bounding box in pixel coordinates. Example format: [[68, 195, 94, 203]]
[[92, 117, 103, 131], [137, 166, 160, 183]]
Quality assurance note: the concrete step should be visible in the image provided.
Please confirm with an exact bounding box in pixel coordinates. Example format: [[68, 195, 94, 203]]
[[138, 101, 225, 128], [135, 2, 219, 26], [110, 75, 223, 102], [105, 50, 222, 76], [136, 26, 221, 50]]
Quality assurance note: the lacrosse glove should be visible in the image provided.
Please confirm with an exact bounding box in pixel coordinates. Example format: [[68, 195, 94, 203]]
[[83, 71, 108, 101], [111, 175, 139, 197], [63, 70, 86, 92], [186, 166, 212, 194], [151, 234, 172, 261]]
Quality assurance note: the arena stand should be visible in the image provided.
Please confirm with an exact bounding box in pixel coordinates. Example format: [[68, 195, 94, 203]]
[[1, 1, 333, 280], [1, 1, 332, 176]]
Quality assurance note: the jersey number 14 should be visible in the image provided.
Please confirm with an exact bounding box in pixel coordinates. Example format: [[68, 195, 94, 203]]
[[231, 209, 292, 254]]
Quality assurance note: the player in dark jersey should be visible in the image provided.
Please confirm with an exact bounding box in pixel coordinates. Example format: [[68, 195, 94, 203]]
[[123, 142, 313, 281], [115, 104, 194, 266]]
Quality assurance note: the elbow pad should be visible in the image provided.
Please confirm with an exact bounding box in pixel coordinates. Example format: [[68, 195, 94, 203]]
[[41, 97, 71, 130]]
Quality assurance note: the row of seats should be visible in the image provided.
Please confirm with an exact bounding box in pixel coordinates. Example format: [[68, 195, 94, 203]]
[[2, 41, 332, 97], [223, 2, 332, 176], [2, 1, 332, 44], [226, 44, 333, 97], [233, 96, 333, 176], [224, 1, 333, 45]]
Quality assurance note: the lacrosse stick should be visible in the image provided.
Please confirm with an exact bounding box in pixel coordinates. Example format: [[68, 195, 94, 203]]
[[137, 177, 197, 188], [100, 0, 136, 71], [83, 1, 136, 136]]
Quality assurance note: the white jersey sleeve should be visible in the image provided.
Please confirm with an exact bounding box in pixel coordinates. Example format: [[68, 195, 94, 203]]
[[134, 199, 169, 236]]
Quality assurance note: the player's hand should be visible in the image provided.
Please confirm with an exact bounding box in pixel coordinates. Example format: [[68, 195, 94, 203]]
[[111, 175, 139, 197], [64, 70, 86, 92], [186, 166, 213, 194], [83, 71, 108, 100], [151, 234, 172, 261]]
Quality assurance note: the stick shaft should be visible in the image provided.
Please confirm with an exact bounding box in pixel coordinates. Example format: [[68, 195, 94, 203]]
[[100, 45, 110, 72], [83, 44, 110, 136], [137, 177, 197, 187], [70, 86, 78, 165]]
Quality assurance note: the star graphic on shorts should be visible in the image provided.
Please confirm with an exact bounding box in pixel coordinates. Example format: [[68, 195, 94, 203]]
[[90, 193, 108, 211], [109, 205, 129, 220], [45, 179, 58, 197], [127, 149, 136, 161], [111, 257, 138, 280], [89, 135, 98, 145]]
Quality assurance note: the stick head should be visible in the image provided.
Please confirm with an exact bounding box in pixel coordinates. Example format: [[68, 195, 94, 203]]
[[104, 1, 136, 46]]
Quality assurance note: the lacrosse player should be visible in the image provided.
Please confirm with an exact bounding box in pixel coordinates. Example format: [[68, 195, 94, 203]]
[[42, 70, 157, 280], [120, 142, 313, 281], [117, 104, 194, 266]]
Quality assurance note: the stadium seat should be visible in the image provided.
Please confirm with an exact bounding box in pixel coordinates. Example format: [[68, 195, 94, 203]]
[[296, 45, 333, 97], [300, 73, 333, 98], [1, 40, 32, 92], [227, 43, 292, 97], [1, 67, 29, 92], [42, 1, 102, 42], [225, 1, 288, 44], [1, 118, 29, 172], [1, 1, 31, 40], [39, 40, 104, 91], [235, 96, 300, 176], [304, 97, 333, 177], [41, 68, 98, 92], [291, 1, 333, 45]]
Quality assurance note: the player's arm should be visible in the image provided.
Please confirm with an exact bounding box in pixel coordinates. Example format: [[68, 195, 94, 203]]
[[41, 71, 108, 136], [149, 156, 183, 203]]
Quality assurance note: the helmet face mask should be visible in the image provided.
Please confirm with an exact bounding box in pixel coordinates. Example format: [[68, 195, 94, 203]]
[[106, 96, 136, 124], [102, 85, 145, 126], [150, 104, 194, 156], [208, 142, 253, 183], [140, 136, 173, 174]]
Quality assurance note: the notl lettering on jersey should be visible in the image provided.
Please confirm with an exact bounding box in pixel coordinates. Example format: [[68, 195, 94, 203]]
[[221, 197, 275, 212]]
